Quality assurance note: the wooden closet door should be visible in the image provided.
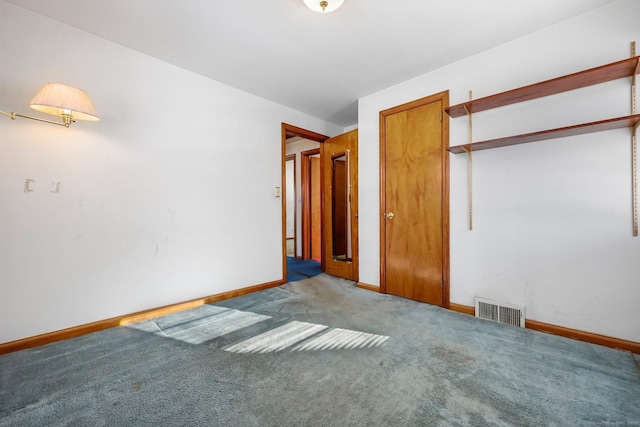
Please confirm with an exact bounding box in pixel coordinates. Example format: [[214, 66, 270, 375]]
[[380, 93, 449, 306]]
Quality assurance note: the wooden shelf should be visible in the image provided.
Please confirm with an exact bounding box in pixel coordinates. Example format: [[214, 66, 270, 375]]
[[448, 114, 640, 154], [447, 46, 639, 235], [445, 56, 640, 118]]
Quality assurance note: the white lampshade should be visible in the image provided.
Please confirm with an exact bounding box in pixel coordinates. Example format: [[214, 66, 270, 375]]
[[303, 0, 344, 13], [29, 83, 100, 122]]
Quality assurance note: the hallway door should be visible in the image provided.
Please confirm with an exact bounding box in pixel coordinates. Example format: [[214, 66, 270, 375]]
[[302, 148, 322, 261], [380, 93, 449, 306], [322, 129, 358, 281], [310, 156, 321, 261]]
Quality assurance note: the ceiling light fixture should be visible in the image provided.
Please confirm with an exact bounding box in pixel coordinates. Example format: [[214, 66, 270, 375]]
[[303, 0, 344, 13], [1, 83, 100, 128]]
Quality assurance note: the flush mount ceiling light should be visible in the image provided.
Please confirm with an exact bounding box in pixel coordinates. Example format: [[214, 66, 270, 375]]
[[303, 0, 344, 13], [1, 83, 100, 128]]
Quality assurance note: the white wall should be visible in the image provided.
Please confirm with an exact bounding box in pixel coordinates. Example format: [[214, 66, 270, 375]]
[[359, 0, 640, 342], [286, 138, 321, 257], [0, 2, 342, 343]]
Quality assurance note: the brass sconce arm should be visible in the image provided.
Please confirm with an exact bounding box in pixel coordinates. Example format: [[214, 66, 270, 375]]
[[1, 110, 72, 127]]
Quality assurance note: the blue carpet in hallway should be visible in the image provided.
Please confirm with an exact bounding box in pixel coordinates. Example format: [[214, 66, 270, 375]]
[[286, 256, 321, 282]]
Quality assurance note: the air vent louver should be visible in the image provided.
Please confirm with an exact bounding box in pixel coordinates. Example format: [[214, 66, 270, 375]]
[[475, 298, 525, 328]]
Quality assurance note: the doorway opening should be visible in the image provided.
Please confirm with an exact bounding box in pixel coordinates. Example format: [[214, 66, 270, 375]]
[[281, 123, 329, 282]]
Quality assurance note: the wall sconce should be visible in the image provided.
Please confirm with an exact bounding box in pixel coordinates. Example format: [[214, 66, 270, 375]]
[[303, 0, 344, 13], [0, 83, 100, 128]]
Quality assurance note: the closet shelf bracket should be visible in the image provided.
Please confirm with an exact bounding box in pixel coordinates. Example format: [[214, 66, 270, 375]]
[[464, 91, 473, 231], [632, 42, 638, 236]]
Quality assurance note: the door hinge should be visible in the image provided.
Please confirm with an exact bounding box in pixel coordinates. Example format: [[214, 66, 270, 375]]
[[441, 279, 444, 288], [440, 111, 443, 122]]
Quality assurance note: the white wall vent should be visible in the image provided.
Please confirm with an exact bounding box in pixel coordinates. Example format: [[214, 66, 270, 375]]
[[475, 298, 525, 328]]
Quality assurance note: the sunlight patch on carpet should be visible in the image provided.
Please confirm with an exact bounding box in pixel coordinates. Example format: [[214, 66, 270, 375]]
[[125, 303, 390, 352], [126, 305, 271, 345], [292, 328, 389, 351], [225, 321, 389, 354], [225, 321, 328, 354]]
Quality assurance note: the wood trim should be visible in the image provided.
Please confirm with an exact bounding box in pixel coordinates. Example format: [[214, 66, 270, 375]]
[[448, 303, 640, 354], [526, 319, 640, 354], [301, 151, 311, 260], [319, 142, 326, 273], [301, 148, 320, 260], [379, 108, 387, 293], [441, 92, 451, 309], [357, 282, 380, 293], [283, 124, 329, 143], [449, 302, 475, 316], [351, 133, 360, 283], [0, 279, 285, 356], [5, 288, 637, 356], [379, 91, 450, 306], [281, 124, 288, 282]]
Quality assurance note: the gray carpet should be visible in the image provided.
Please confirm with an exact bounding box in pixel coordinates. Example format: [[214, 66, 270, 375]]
[[1, 273, 638, 426]]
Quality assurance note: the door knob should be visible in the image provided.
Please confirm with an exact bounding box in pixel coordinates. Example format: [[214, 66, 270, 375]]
[[386, 212, 394, 219]]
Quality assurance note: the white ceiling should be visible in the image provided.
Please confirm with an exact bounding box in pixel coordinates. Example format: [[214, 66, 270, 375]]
[[5, 0, 616, 127]]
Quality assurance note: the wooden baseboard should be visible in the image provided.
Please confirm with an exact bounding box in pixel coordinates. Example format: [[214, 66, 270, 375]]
[[356, 282, 380, 293], [525, 319, 640, 354], [5, 287, 638, 356], [449, 302, 475, 316], [448, 303, 640, 354], [0, 279, 285, 356]]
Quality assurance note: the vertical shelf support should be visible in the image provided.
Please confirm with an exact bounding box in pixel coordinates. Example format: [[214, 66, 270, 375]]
[[632, 42, 638, 236], [633, 124, 638, 236], [464, 90, 473, 231]]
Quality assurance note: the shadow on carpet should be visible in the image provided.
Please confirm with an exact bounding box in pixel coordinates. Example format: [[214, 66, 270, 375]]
[[287, 256, 321, 282]]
